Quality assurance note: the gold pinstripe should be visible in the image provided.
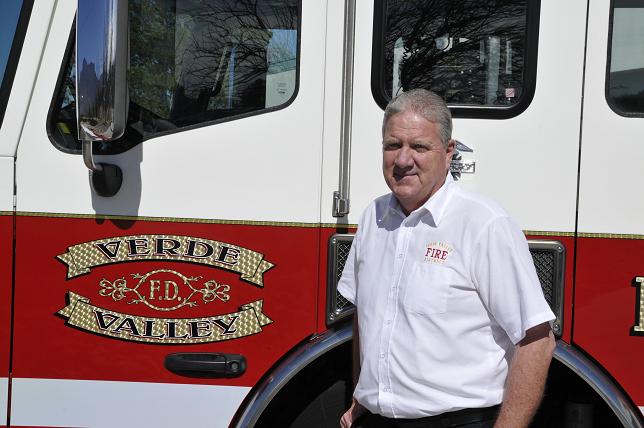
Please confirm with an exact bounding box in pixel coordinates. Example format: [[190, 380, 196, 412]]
[[524, 230, 575, 237], [576, 232, 644, 240]]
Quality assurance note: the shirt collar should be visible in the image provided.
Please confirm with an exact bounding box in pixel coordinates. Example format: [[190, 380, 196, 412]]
[[383, 173, 454, 225]]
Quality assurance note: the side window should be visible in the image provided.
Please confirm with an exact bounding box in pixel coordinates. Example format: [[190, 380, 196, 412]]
[[49, 0, 300, 154], [0, 0, 33, 126], [371, 0, 539, 118], [607, 0, 644, 116]]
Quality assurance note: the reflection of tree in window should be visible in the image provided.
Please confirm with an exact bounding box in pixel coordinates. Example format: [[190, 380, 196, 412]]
[[129, 0, 177, 122], [383, 0, 527, 106], [129, 0, 298, 129]]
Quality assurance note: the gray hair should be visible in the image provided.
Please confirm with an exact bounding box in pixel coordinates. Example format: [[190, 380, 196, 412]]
[[382, 89, 452, 147]]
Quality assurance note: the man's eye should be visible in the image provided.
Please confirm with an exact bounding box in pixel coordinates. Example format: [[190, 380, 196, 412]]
[[412, 144, 429, 152], [383, 143, 400, 150]]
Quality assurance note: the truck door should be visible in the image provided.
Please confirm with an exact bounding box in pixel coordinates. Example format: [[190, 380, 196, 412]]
[[10, 1, 326, 427], [0, 0, 35, 425], [325, 1, 588, 342], [575, 0, 644, 413]]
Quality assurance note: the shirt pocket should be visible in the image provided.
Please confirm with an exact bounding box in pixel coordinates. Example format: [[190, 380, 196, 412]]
[[403, 262, 453, 316]]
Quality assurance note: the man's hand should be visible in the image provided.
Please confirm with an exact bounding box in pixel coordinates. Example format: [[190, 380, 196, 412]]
[[494, 322, 555, 428], [340, 398, 365, 428]]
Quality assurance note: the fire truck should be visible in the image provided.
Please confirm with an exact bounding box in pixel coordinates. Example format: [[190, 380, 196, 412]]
[[0, 0, 643, 426]]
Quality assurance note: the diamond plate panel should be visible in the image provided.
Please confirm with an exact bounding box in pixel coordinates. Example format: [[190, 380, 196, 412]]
[[531, 250, 555, 305], [335, 240, 352, 311]]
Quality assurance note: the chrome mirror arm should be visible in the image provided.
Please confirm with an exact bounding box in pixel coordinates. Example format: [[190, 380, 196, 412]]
[[82, 140, 103, 172], [82, 139, 122, 197]]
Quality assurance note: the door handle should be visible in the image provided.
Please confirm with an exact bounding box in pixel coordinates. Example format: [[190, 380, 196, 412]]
[[165, 353, 246, 378]]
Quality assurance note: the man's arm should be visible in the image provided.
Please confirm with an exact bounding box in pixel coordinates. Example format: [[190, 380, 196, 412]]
[[340, 315, 365, 428], [494, 322, 555, 428]]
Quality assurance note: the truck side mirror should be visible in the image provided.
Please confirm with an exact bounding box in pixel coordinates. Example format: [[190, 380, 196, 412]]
[[76, 0, 128, 197]]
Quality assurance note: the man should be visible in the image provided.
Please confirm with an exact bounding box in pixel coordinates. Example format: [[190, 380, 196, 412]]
[[338, 89, 555, 428]]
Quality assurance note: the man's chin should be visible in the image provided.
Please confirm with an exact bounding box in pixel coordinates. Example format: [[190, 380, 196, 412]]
[[392, 190, 418, 205]]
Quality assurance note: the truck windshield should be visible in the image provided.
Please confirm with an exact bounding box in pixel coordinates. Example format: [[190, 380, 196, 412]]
[[0, 0, 29, 126]]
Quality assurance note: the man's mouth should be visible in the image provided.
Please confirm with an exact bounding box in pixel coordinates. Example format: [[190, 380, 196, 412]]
[[393, 171, 415, 181]]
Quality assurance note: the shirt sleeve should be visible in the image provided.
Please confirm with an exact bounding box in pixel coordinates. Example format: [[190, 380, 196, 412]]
[[471, 216, 555, 345], [337, 227, 360, 305]]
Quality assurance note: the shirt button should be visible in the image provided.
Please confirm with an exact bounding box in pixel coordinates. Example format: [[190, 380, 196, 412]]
[[397, 253, 403, 259], [385, 320, 392, 325], [379, 353, 386, 358], [383, 387, 391, 392]]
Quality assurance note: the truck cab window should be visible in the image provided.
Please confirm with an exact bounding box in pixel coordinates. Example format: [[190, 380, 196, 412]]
[[372, 0, 538, 118], [0, 0, 32, 126], [49, 0, 300, 154], [607, 0, 644, 115]]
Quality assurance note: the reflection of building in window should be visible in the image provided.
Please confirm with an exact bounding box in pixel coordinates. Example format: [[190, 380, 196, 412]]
[[392, 38, 404, 97], [608, 0, 644, 113], [266, 29, 297, 108]]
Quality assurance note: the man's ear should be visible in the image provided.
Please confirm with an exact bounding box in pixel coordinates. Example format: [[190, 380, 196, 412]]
[[446, 139, 456, 162]]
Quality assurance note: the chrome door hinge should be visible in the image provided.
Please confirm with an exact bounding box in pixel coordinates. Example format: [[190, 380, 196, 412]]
[[332, 191, 350, 218]]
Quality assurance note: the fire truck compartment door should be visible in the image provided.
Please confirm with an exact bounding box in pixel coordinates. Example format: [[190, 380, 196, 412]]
[[575, 0, 644, 412]]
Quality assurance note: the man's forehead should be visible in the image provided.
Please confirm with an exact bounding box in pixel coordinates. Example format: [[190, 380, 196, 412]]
[[385, 111, 436, 128], [383, 115, 440, 137]]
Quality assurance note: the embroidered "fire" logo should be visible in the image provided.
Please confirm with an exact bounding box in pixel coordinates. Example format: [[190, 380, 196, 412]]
[[424, 242, 453, 264]]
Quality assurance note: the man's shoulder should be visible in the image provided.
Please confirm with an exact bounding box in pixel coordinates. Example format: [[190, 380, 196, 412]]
[[373, 193, 393, 209], [448, 184, 510, 223]]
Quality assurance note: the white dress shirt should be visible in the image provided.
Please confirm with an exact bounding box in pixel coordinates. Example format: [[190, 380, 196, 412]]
[[338, 174, 555, 418]]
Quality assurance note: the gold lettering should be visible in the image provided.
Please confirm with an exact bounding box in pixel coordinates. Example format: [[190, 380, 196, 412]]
[[217, 246, 240, 266], [149, 279, 161, 300], [164, 280, 179, 301]]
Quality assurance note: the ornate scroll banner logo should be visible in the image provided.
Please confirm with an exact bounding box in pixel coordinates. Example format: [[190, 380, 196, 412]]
[[57, 235, 274, 287], [99, 269, 230, 311], [58, 292, 272, 344]]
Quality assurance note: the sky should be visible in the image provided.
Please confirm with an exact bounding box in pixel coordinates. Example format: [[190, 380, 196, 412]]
[[0, 0, 23, 82]]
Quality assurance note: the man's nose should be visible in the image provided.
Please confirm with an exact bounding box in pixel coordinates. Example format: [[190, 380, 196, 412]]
[[394, 146, 413, 167]]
